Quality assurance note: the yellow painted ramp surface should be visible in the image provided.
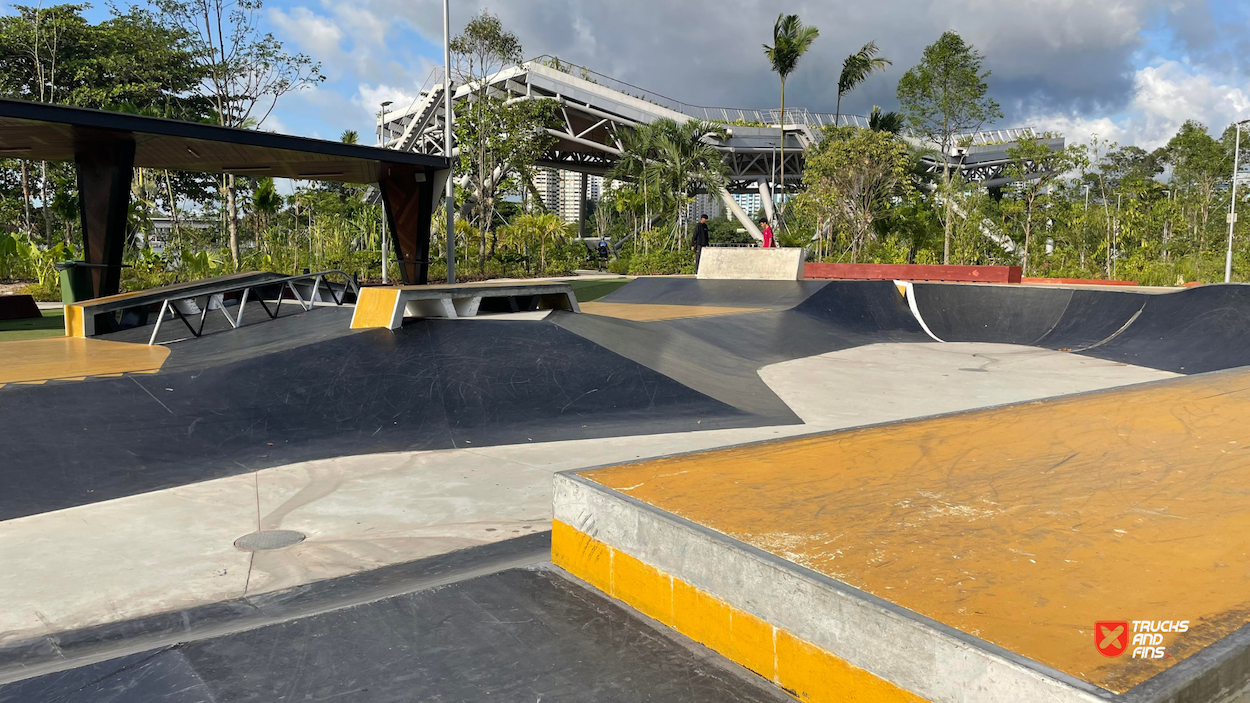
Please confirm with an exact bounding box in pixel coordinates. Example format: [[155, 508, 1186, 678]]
[[582, 369, 1250, 693], [0, 337, 170, 384], [579, 302, 764, 322]]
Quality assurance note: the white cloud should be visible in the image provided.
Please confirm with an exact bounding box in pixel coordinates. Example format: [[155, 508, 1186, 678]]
[[1025, 60, 1250, 151], [269, 7, 349, 79], [1130, 61, 1250, 147]]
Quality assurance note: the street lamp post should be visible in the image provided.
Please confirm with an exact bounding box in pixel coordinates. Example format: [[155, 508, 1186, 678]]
[[442, 0, 455, 284], [1224, 119, 1248, 284], [380, 100, 393, 284]]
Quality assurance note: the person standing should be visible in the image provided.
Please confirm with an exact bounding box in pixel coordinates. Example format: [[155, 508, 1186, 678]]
[[691, 214, 710, 270], [759, 219, 775, 248]]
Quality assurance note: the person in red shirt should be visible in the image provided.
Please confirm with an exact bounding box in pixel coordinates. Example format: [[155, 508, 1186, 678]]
[[759, 219, 775, 248]]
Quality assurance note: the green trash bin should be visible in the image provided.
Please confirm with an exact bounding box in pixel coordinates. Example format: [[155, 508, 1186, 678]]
[[55, 261, 96, 304]]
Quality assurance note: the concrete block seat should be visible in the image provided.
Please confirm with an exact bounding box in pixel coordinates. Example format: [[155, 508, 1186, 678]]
[[351, 281, 581, 329]]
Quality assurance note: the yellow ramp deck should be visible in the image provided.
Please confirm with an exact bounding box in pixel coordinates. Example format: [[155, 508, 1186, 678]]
[[558, 369, 1250, 701], [0, 337, 170, 385]]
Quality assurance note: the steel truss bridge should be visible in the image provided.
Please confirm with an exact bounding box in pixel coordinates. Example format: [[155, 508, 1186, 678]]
[[378, 56, 1062, 241]]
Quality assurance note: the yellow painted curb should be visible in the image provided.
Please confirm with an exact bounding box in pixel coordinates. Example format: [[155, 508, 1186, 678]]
[[552, 520, 927, 703]]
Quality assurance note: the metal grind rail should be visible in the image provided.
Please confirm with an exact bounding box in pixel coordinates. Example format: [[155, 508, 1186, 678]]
[[147, 270, 359, 345]]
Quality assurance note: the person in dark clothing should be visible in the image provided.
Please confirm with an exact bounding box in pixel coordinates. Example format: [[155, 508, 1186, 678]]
[[691, 214, 710, 271]]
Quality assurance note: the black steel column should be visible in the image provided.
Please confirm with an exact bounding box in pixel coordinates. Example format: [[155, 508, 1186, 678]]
[[577, 172, 588, 239], [380, 173, 435, 285], [75, 136, 135, 299]]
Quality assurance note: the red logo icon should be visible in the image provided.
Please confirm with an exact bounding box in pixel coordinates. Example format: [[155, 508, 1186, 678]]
[[1096, 621, 1129, 657]]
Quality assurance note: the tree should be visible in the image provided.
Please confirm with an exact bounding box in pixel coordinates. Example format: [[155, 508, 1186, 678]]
[[802, 127, 911, 262], [340, 129, 359, 145], [867, 106, 904, 134], [450, 11, 556, 271], [1162, 121, 1230, 279], [1004, 135, 1085, 274], [835, 41, 890, 125], [762, 13, 818, 206], [897, 31, 1002, 263], [155, 0, 323, 269]]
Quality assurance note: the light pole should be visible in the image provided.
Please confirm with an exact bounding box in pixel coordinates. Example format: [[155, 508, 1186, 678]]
[[1224, 119, 1248, 283], [380, 100, 393, 283], [442, 0, 455, 284]]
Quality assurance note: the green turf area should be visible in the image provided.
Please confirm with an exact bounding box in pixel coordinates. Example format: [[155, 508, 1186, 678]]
[[568, 278, 632, 303], [0, 308, 65, 341]]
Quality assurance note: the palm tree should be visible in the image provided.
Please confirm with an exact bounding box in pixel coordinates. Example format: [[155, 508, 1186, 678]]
[[606, 121, 664, 236], [340, 129, 359, 144], [835, 41, 891, 126], [652, 120, 729, 246], [868, 106, 904, 134], [763, 14, 819, 206]]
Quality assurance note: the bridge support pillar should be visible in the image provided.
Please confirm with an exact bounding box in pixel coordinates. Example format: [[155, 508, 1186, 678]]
[[719, 192, 763, 242], [756, 177, 777, 225]]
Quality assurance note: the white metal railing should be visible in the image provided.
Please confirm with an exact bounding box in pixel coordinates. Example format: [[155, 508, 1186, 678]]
[[145, 270, 359, 345]]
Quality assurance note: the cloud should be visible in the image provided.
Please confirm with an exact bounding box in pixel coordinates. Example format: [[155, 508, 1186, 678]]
[[359, 0, 1208, 123], [1025, 60, 1250, 151], [264, 0, 1246, 152]]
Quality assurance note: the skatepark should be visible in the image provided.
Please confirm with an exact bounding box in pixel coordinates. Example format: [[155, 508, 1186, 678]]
[[4, 268, 1250, 702]]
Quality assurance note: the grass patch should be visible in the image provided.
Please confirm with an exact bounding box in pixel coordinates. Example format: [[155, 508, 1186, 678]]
[[0, 308, 65, 341], [569, 278, 632, 303]]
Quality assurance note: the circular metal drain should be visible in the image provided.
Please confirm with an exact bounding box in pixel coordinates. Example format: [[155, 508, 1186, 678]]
[[234, 530, 306, 551]]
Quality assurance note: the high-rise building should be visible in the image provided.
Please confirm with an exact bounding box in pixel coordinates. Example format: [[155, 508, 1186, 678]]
[[685, 193, 723, 222], [534, 168, 561, 213], [730, 192, 763, 220], [550, 170, 602, 223]]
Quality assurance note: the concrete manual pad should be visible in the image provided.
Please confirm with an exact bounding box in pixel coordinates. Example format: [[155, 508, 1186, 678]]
[[557, 368, 1250, 703]]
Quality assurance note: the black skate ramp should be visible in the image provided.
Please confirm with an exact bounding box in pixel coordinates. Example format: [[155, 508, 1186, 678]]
[[911, 281, 1250, 373], [598, 276, 826, 308], [0, 564, 788, 703], [911, 283, 1079, 345], [0, 318, 762, 521], [1082, 284, 1250, 373]]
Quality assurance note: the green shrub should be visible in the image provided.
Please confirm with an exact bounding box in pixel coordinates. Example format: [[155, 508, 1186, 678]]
[[627, 249, 695, 275]]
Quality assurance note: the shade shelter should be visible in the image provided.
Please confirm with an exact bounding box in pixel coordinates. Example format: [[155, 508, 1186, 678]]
[[0, 98, 450, 297]]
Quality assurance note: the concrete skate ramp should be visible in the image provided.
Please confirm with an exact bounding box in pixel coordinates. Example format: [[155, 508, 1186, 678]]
[[598, 277, 826, 308], [1083, 284, 1250, 373], [0, 319, 759, 521]]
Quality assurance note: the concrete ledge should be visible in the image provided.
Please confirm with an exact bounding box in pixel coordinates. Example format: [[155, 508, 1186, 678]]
[[350, 281, 580, 329], [553, 472, 1114, 703], [698, 248, 805, 281]]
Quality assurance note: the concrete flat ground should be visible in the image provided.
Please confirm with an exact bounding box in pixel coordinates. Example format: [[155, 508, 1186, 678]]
[[0, 341, 1173, 647], [576, 367, 1250, 695]]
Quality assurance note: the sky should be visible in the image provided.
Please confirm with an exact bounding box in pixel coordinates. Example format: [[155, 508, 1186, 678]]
[[14, 0, 1247, 153], [255, 0, 1248, 155]]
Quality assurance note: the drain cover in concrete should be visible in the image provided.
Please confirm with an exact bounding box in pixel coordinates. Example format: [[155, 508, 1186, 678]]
[[234, 530, 306, 551]]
